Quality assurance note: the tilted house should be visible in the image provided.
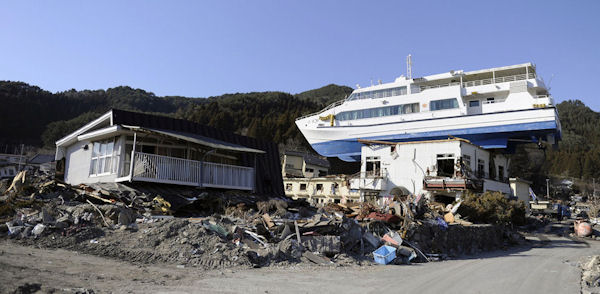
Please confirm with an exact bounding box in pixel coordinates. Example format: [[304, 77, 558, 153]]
[[55, 109, 284, 195], [281, 151, 330, 178]]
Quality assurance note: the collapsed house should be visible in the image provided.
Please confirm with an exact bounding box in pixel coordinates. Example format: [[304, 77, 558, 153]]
[[349, 138, 527, 204], [282, 151, 361, 205], [54, 109, 284, 195]]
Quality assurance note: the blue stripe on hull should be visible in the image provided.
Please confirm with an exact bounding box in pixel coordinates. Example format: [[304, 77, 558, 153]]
[[311, 121, 558, 161]]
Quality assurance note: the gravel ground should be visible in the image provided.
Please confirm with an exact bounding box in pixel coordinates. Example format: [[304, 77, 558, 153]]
[[2, 223, 599, 294]]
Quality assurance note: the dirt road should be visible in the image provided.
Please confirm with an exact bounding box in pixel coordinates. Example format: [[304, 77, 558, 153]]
[[1, 233, 598, 294]]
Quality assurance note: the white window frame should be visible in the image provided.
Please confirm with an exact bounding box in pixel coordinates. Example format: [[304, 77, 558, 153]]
[[89, 138, 119, 176]]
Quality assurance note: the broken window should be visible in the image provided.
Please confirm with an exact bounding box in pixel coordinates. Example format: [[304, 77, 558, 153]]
[[300, 183, 307, 191], [90, 139, 118, 176], [285, 183, 293, 191], [498, 165, 504, 182], [477, 159, 485, 178], [331, 183, 339, 194], [436, 154, 455, 177], [366, 156, 381, 177], [316, 184, 323, 191], [318, 170, 327, 177], [462, 155, 471, 168]]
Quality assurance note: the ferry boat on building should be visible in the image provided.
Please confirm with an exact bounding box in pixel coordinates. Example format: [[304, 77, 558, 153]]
[[296, 62, 562, 162]]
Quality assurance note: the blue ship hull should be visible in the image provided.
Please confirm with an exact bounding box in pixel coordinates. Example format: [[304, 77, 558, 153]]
[[311, 120, 560, 162]]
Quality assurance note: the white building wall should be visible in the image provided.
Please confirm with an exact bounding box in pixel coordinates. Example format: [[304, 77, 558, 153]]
[[483, 179, 512, 194], [0, 166, 17, 178], [361, 141, 455, 196], [64, 139, 120, 185], [510, 179, 532, 213], [359, 140, 509, 198]]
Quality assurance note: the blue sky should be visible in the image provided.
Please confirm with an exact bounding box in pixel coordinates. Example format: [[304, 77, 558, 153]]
[[1, 1, 599, 110]]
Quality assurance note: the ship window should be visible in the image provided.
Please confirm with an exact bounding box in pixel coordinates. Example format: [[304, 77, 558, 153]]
[[336, 102, 420, 121], [486, 97, 495, 104], [402, 103, 420, 114], [469, 100, 480, 107], [346, 86, 407, 101], [430, 98, 459, 111]]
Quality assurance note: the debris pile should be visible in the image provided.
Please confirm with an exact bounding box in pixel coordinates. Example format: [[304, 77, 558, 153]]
[[580, 255, 600, 294], [2, 170, 526, 269]]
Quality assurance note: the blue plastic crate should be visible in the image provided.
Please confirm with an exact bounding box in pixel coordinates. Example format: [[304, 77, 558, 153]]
[[373, 245, 397, 265]]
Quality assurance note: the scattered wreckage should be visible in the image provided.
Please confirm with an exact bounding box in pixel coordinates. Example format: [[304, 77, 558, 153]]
[[1, 170, 525, 269]]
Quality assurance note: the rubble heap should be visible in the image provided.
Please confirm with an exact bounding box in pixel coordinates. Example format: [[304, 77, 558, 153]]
[[1, 170, 526, 269], [580, 255, 600, 294]]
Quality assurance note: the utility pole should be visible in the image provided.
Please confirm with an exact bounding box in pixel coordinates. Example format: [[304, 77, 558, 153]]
[[17, 144, 24, 171]]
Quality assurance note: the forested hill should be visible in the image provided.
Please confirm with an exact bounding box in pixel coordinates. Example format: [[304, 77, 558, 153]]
[[545, 100, 600, 180], [0, 81, 351, 148]]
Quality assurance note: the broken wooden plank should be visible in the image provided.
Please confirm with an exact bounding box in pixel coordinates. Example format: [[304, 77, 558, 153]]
[[303, 251, 333, 266], [262, 213, 274, 228], [444, 212, 455, 224], [294, 220, 302, 244]]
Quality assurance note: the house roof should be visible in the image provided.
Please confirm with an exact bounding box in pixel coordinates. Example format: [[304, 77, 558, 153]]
[[123, 126, 265, 154], [285, 151, 330, 168], [28, 154, 55, 164]]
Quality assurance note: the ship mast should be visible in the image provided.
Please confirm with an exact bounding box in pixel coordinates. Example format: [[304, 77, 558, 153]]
[[406, 54, 412, 79]]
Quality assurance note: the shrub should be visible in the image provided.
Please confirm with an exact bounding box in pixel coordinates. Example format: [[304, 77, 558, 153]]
[[458, 192, 526, 225]]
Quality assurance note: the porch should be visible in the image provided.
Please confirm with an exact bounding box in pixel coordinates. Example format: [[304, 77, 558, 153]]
[[112, 126, 265, 191], [116, 152, 255, 190]]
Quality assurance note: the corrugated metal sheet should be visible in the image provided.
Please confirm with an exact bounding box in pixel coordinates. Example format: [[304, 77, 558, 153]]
[[111, 109, 284, 196]]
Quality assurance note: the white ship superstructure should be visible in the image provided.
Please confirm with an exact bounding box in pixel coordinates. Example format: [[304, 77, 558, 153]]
[[296, 63, 561, 161]]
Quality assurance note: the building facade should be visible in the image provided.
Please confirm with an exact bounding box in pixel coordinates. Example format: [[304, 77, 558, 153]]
[[284, 175, 360, 205], [350, 138, 512, 203]]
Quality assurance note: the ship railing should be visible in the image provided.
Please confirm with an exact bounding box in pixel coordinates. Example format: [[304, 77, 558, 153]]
[[420, 73, 536, 91], [296, 99, 346, 121], [420, 82, 461, 91], [462, 73, 536, 87]]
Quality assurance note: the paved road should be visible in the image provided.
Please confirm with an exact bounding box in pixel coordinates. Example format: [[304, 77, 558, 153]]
[[197, 233, 598, 294], [1, 228, 599, 293]]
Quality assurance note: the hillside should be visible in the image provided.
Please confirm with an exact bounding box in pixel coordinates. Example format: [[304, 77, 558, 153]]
[[0, 81, 350, 148]]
